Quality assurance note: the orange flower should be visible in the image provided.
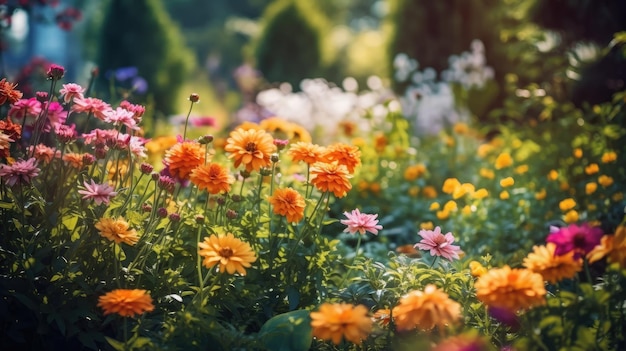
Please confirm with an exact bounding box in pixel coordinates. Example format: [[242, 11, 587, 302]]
[[403, 164, 427, 181], [392, 284, 461, 331], [469, 261, 487, 277], [452, 183, 474, 199], [62, 152, 85, 169], [198, 233, 257, 275], [547, 169, 558, 181], [499, 191, 509, 200], [479, 168, 495, 180], [585, 163, 599, 175], [535, 189, 547, 200], [323, 143, 361, 174], [288, 142, 326, 165], [453, 122, 469, 134], [499, 177, 515, 188], [310, 303, 372, 345], [475, 265, 546, 312], [372, 308, 391, 326], [601, 151, 617, 163], [98, 289, 154, 317], [310, 161, 352, 198], [0, 78, 23, 105], [224, 128, 275, 172], [190, 163, 234, 194], [585, 182, 598, 195], [422, 186, 437, 198], [95, 217, 139, 246], [588, 225, 626, 268], [559, 198, 576, 212], [268, 187, 306, 223], [442, 178, 461, 194], [563, 210, 579, 224], [598, 175, 614, 187], [523, 243, 582, 284], [472, 188, 489, 199], [514, 164, 529, 174], [494, 152, 513, 169], [164, 141, 205, 180]]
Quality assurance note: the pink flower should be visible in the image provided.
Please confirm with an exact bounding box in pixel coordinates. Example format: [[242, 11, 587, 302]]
[[119, 100, 145, 122], [81, 128, 118, 145], [340, 208, 383, 235], [546, 223, 604, 259], [78, 179, 118, 205], [8, 98, 42, 126], [43, 101, 68, 132], [59, 83, 85, 104], [46, 64, 65, 80], [104, 107, 139, 130], [189, 116, 216, 127], [414, 226, 461, 261], [71, 96, 111, 120], [0, 158, 40, 186], [28, 144, 60, 164]]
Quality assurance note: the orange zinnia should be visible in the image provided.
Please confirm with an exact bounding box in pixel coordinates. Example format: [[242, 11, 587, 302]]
[[268, 187, 306, 223], [310, 303, 373, 345], [523, 243, 582, 284], [475, 265, 546, 312], [310, 161, 352, 198], [98, 289, 154, 317], [588, 225, 626, 268], [494, 152, 513, 169], [224, 127, 276, 172], [0, 78, 23, 105], [95, 217, 139, 246], [323, 143, 361, 174], [190, 163, 234, 194], [288, 142, 326, 165], [62, 152, 85, 169], [164, 141, 205, 180], [392, 284, 461, 332], [198, 233, 257, 275]]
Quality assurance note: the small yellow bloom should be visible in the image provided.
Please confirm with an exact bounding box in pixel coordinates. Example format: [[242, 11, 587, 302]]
[[585, 163, 599, 175], [573, 148, 583, 158], [444, 200, 458, 212], [479, 168, 495, 180], [499, 191, 509, 200], [588, 204, 597, 211], [535, 189, 547, 200], [559, 181, 570, 191], [469, 261, 487, 277], [613, 192, 624, 202], [500, 177, 515, 188], [462, 205, 472, 215], [420, 221, 434, 230], [473, 188, 489, 199], [429, 202, 441, 211], [559, 198, 576, 212], [563, 210, 579, 224], [422, 186, 438, 198], [453, 183, 475, 199], [436, 209, 450, 220], [442, 178, 461, 194], [512, 139, 523, 149], [404, 164, 427, 181], [453, 122, 469, 135], [598, 175, 614, 187], [495, 152, 513, 169], [547, 169, 558, 181], [585, 182, 598, 195], [477, 144, 493, 158], [408, 186, 420, 197], [601, 151, 617, 163], [514, 165, 529, 174]]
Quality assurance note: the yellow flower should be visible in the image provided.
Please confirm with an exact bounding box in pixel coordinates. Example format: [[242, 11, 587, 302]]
[[535, 189, 546, 200], [499, 191, 509, 200], [461, 205, 472, 215], [443, 200, 458, 212], [422, 186, 438, 198], [475, 266, 546, 312], [98, 289, 154, 318], [601, 151, 617, 163], [469, 261, 487, 277], [392, 284, 461, 331], [442, 178, 461, 194], [613, 192, 624, 202], [598, 175, 614, 187], [523, 243, 582, 284], [429, 202, 441, 211], [198, 233, 257, 275], [420, 221, 434, 230], [408, 186, 420, 197], [559, 181, 570, 191], [472, 188, 489, 199], [494, 152, 513, 169], [585, 163, 599, 175], [310, 303, 372, 345], [514, 164, 529, 174], [95, 217, 139, 246], [563, 210, 579, 224], [477, 144, 493, 158], [499, 177, 515, 188], [559, 198, 576, 212], [573, 148, 583, 158], [585, 182, 598, 195], [453, 122, 469, 135], [404, 164, 427, 181], [547, 169, 558, 181], [479, 168, 495, 180], [436, 209, 450, 220]]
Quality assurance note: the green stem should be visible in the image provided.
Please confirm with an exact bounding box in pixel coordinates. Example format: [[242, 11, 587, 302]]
[[182, 100, 195, 141]]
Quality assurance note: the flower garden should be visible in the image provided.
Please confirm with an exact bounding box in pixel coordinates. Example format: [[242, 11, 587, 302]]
[[1, 3, 626, 351]]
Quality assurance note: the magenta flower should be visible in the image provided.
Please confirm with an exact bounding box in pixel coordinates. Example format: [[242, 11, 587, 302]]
[[59, 83, 85, 104], [0, 158, 40, 186], [546, 223, 604, 259], [414, 226, 461, 261], [340, 208, 383, 235], [46, 64, 65, 80], [77, 179, 118, 205]]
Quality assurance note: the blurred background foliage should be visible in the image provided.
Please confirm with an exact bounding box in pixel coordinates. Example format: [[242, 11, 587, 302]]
[[2, 0, 625, 126]]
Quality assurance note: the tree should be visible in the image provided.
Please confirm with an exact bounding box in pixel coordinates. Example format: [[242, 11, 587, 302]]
[[97, 0, 195, 116]]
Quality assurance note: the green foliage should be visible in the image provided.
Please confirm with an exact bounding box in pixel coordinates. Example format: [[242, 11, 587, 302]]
[[252, 0, 329, 88], [97, 0, 195, 116]]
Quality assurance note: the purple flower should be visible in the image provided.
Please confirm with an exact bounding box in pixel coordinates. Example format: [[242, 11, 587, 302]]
[[0, 158, 40, 186], [546, 223, 604, 259], [340, 208, 383, 235], [77, 179, 118, 205], [414, 226, 461, 261]]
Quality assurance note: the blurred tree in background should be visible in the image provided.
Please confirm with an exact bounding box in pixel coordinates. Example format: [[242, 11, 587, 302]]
[[97, 0, 195, 116], [252, 0, 329, 89]]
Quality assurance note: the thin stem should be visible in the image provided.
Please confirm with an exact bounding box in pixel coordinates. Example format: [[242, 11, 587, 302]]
[[182, 100, 195, 141]]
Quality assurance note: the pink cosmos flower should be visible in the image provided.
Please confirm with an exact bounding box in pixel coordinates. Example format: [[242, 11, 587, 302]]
[[71, 96, 111, 120], [0, 158, 40, 186], [8, 98, 42, 126], [104, 107, 139, 130], [43, 101, 68, 132], [78, 179, 118, 205], [546, 223, 604, 259], [414, 226, 461, 261], [59, 83, 85, 104], [128, 136, 147, 158], [340, 208, 383, 235]]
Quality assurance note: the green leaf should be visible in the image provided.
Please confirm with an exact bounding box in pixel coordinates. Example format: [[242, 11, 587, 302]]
[[62, 214, 80, 231], [104, 336, 126, 351], [0, 201, 15, 209], [259, 310, 312, 351]]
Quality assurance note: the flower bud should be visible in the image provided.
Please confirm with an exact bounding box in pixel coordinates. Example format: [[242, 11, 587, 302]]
[[168, 213, 181, 222], [270, 153, 280, 163], [82, 153, 95, 166], [226, 209, 238, 220], [260, 167, 272, 176], [189, 93, 200, 103], [157, 207, 168, 218], [198, 135, 214, 145], [46, 64, 65, 80], [195, 215, 205, 224], [142, 203, 152, 213], [36, 91, 49, 103], [140, 163, 154, 175]]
